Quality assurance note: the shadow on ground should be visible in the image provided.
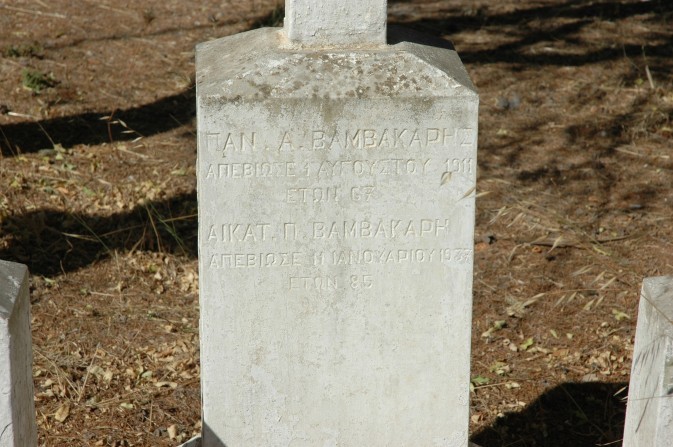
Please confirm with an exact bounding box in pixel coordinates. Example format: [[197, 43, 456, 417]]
[[395, 0, 673, 68], [2, 0, 671, 273], [0, 3, 287, 156], [471, 382, 627, 447], [0, 191, 198, 276], [0, 89, 196, 156]]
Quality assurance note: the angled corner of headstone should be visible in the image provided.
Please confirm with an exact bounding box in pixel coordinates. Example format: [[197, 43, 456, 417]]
[[623, 275, 673, 447], [0, 259, 28, 321], [641, 275, 673, 311], [387, 25, 478, 98], [0, 259, 37, 447]]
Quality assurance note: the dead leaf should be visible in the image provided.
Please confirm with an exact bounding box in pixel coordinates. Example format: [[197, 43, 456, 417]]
[[519, 337, 534, 351], [54, 402, 70, 422], [612, 309, 630, 321]]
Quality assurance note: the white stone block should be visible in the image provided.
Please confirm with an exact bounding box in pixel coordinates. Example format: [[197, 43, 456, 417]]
[[284, 0, 387, 47], [623, 276, 673, 447], [196, 24, 478, 447], [0, 260, 37, 447]]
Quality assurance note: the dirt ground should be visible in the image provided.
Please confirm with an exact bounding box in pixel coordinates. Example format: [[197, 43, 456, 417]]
[[1, 0, 672, 446]]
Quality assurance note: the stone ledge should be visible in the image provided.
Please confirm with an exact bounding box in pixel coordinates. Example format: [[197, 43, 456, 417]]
[[179, 435, 482, 447]]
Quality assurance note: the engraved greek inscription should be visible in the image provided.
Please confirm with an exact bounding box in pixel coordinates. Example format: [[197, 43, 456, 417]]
[[334, 250, 373, 265], [427, 128, 441, 145], [312, 251, 325, 266], [445, 158, 474, 174], [439, 248, 474, 264], [312, 219, 451, 240], [283, 223, 298, 241], [332, 249, 438, 265], [206, 248, 471, 269], [289, 276, 338, 291], [409, 129, 423, 148], [205, 162, 298, 179], [345, 130, 360, 148], [286, 186, 341, 204], [208, 252, 303, 269], [206, 132, 220, 152], [278, 131, 295, 151], [264, 128, 475, 153], [315, 159, 431, 179], [459, 128, 475, 148], [350, 185, 376, 202], [312, 131, 326, 150], [327, 248, 472, 265], [363, 130, 377, 148], [350, 275, 373, 289], [221, 132, 256, 152], [207, 223, 271, 243], [310, 128, 463, 151]]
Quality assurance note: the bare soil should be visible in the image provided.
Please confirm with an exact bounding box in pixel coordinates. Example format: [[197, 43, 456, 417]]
[[1, 1, 672, 446]]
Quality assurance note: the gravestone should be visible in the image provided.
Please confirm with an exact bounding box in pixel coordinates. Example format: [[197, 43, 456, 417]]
[[192, 0, 478, 445], [623, 276, 673, 447], [0, 260, 37, 447]]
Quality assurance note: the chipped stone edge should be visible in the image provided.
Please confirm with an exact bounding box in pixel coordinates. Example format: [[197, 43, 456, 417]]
[[177, 435, 201, 447]]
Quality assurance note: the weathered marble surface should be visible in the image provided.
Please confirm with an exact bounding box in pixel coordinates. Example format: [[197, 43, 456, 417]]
[[284, 0, 387, 47], [0, 260, 37, 447], [196, 23, 478, 446], [623, 276, 673, 447]]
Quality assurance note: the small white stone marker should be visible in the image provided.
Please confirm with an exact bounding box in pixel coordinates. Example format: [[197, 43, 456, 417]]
[[623, 276, 673, 447], [0, 260, 37, 447], [192, 0, 478, 445]]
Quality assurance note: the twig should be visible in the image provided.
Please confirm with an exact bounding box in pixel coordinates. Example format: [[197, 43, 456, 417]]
[[7, 111, 38, 119], [472, 379, 532, 390], [145, 205, 164, 252], [115, 145, 149, 159], [526, 233, 636, 249], [560, 384, 608, 438], [645, 65, 655, 89], [78, 343, 101, 402], [34, 349, 79, 399], [0, 4, 67, 19], [96, 4, 137, 18]]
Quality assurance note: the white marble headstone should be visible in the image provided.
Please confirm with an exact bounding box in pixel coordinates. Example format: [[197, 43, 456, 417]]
[[194, 1, 478, 445], [623, 276, 673, 447], [0, 260, 37, 447]]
